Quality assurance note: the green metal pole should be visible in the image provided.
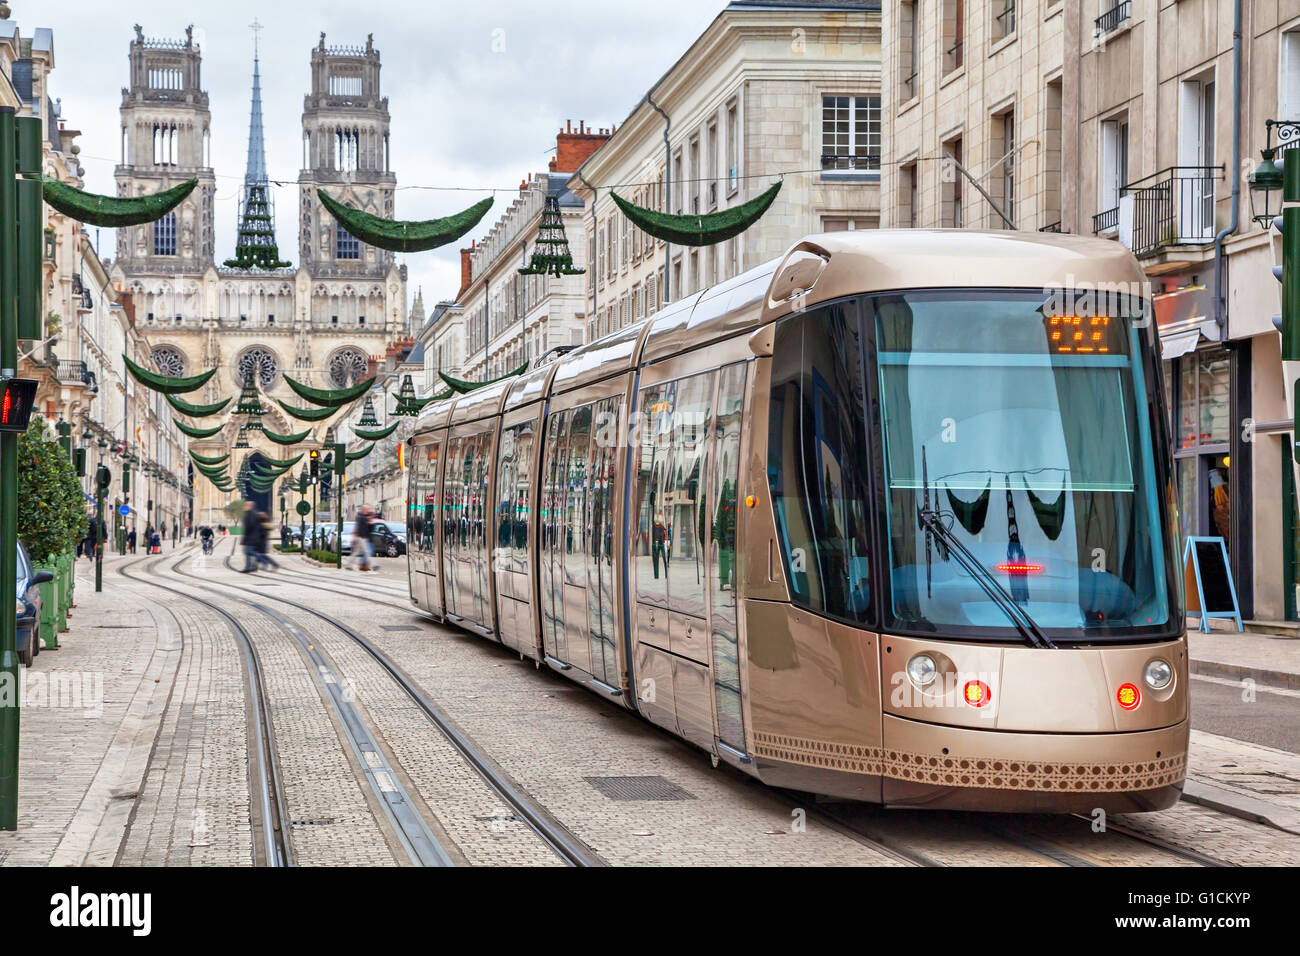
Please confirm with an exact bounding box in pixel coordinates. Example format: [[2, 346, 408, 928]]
[[1, 107, 21, 830], [313, 481, 319, 550], [95, 486, 104, 593]]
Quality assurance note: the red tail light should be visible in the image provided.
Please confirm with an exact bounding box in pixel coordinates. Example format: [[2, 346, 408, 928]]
[[1116, 683, 1141, 711], [995, 562, 1044, 574], [963, 680, 991, 708]]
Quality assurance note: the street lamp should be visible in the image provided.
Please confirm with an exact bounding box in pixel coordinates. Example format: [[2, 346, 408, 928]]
[[1249, 121, 1298, 228]]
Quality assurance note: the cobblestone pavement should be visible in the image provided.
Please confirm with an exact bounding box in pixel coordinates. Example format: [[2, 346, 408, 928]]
[[4, 541, 1297, 867]]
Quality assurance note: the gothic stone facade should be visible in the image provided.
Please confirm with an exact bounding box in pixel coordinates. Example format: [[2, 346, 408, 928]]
[[110, 28, 408, 524]]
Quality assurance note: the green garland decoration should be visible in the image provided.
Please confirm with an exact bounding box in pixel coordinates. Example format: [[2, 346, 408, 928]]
[[346, 443, 376, 463], [275, 399, 338, 423], [256, 452, 304, 470], [262, 427, 312, 446], [283, 373, 377, 408], [123, 354, 217, 394], [439, 363, 527, 395], [353, 422, 400, 441], [317, 190, 494, 253], [167, 393, 232, 418], [41, 177, 198, 228], [172, 419, 226, 440], [189, 450, 231, 467], [610, 180, 781, 247]]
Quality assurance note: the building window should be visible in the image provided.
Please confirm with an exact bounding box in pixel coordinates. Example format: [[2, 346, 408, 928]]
[[941, 136, 963, 228], [821, 217, 879, 232], [152, 123, 177, 166], [1100, 115, 1129, 226], [1043, 79, 1063, 231], [900, 2, 918, 100], [154, 212, 177, 256], [726, 101, 740, 194], [1284, 30, 1300, 127], [943, 0, 965, 74], [900, 161, 918, 228], [337, 222, 360, 259], [991, 108, 1015, 228], [993, 0, 1016, 42], [822, 95, 881, 176]]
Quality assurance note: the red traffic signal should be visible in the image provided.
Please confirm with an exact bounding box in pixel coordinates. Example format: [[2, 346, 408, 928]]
[[0, 377, 38, 433]]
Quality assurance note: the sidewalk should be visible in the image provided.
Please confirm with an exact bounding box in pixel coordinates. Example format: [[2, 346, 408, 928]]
[[1187, 616, 1300, 690]]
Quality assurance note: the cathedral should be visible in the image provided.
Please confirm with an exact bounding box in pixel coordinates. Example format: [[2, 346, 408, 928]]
[[110, 25, 411, 522]]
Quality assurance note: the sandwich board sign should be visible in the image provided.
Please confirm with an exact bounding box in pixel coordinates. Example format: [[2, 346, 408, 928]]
[[1182, 536, 1242, 633]]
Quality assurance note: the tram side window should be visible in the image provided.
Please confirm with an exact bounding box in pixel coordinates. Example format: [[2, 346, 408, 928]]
[[634, 383, 674, 608], [665, 371, 715, 618], [565, 406, 593, 587], [767, 302, 874, 624], [420, 442, 440, 553], [497, 427, 516, 565], [512, 421, 535, 577]]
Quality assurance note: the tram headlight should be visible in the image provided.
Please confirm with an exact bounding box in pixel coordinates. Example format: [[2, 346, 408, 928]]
[[1144, 659, 1173, 690], [906, 653, 937, 687]]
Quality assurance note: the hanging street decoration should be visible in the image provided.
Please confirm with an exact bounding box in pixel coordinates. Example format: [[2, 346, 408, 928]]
[[439, 363, 528, 394], [122, 354, 217, 394], [172, 419, 226, 440], [224, 184, 291, 270], [346, 443, 376, 463], [610, 180, 782, 246], [40, 177, 198, 228], [189, 450, 230, 467], [519, 195, 585, 277], [283, 373, 376, 408], [262, 426, 312, 446], [317, 190, 494, 253], [275, 399, 337, 423], [356, 394, 381, 429], [256, 452, 304, 470], [354, 422, 400, 441], [234, 427, 251, 449], [167, 393, 232, 418], [234, 370, 267, 431]]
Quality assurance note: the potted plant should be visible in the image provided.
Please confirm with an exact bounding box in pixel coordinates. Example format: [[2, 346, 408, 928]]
[[16, 420, 86, 647]]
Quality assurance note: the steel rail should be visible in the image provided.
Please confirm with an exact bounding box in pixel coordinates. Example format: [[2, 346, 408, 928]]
[[115, 549, 291, 867], [206, 543, 601, 866]]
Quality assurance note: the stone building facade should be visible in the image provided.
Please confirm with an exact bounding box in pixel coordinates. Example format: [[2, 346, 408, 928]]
[[880, 0, 1065, 231], [109, 27, 410, 527], [569, 1, 882, 338], [1060, 0, 1300, 623]]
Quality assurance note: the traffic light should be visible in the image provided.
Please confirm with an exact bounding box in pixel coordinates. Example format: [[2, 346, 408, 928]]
[[309, 448, 320, 479], [333, 443, 346, 476], [0, 377, 37, 433], [122, 465, 130, 494], [73, 448, 86, 477], [1275, 149, 1300, 360], [95, 464, 111, 494]]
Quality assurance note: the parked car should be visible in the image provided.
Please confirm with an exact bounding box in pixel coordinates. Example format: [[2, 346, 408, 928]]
[[15, 541, 53, 668], [371, 521, 406, 557]]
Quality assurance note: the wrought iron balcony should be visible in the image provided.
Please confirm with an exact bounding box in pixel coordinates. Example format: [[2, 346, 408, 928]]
[[1092, 207, 1119, 234], [56, 360, 93, 386], [1095, 1, 1131, 37], [1123, 165, 1224, 257]]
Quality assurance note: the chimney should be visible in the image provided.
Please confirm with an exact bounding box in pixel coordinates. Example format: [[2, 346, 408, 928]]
[[457, 245, 473, 300], [550, 120, 612, 173]]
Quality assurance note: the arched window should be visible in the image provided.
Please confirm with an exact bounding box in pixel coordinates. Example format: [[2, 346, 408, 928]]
[[328, 348, 368, 388], [150, 346, 186, 377], [236, 346, 279, 388]]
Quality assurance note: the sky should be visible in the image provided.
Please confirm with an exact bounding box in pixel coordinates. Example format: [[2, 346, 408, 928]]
[[32, 0, 725, 317]]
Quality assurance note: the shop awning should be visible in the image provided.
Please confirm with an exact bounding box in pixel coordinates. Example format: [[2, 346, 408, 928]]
[[1160, 328, 1202, 361]]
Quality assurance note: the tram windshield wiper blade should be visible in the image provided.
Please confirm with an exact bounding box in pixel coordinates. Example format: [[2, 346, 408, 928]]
[[918, 507, 1055, 649]]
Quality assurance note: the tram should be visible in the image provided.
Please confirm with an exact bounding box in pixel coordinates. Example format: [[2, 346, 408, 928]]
[[406, 230, 1187, 813]]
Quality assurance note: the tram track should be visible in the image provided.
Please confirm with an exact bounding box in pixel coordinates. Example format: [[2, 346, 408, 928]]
[[115, 548, 291, 867], [200, 542, 601, 866]]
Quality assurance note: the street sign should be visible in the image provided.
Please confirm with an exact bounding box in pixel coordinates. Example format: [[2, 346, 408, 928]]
[[296, 500, 311, 516], [1183, 536, 1243, 633], [118, 505, 130, 517]]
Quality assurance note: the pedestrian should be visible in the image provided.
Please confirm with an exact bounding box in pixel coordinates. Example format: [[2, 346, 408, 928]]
[[127, 527, 137, 554], [83, 514, 98, 560], [253, 511, 278, 571], [240, 502, 259, 572], [353, 505, 375, 572]]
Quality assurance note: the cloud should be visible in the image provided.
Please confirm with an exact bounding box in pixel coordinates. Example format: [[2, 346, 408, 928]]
[[36, 0, 722, 313]]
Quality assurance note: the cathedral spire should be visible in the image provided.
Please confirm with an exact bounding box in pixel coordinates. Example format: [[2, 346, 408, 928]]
[[225, 19, 290, 270]]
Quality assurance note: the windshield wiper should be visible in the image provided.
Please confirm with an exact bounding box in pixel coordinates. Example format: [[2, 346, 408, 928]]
[[919, 448, 1054, 649]]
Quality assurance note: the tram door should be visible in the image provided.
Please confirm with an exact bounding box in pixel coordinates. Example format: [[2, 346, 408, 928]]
[[409, 437, 443, 617], [540, 412, 569, 663], [443, 430, 494, 631], [495, 417, 539, 657]]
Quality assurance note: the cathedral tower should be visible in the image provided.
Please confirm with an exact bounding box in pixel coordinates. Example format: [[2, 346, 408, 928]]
[[298, 33, 395, 278], [115, 24, 216, 274]]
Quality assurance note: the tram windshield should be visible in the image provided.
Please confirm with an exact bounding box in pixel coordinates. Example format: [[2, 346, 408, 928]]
[[873, 289, 1176, 640]]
